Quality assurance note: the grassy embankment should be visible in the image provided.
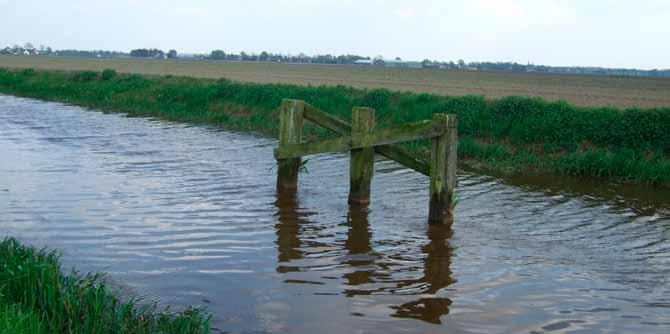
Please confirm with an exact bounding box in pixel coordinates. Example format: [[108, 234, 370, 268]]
[[3, 55, 670, 108], [0, 238, 210, 334], [0, 67, 669, 186]]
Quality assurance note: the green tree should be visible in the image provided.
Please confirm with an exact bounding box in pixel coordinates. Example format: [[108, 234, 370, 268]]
[[209, 50, 226, 59]]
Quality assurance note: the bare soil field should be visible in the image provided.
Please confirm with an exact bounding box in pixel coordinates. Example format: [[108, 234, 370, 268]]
[[2, 55, 669, 108]]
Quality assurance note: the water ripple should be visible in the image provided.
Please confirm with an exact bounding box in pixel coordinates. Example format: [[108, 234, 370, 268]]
[[1, 94, 669, 333]]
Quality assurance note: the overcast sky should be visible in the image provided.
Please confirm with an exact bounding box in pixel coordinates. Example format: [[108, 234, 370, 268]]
[[2, 0, 668, 69]]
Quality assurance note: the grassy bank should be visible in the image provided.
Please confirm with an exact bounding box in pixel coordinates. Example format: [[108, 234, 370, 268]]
[[0, 238, 210, 334], [0, 67, 669, 186], [3, 55, 670, 108]]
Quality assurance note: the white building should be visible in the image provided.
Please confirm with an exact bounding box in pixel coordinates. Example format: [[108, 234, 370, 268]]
[[354, 59, 374, 65], [381, 59, 423, 69]]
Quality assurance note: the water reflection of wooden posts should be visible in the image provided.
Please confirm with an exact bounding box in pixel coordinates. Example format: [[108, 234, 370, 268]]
[[274, 196, 456, 324], [274, 189, 325, 272], [274, 99, 458, 224], [274, 189, 303, 265], [391, 224, 455, 324], [343, 206, 455, 324], [343, 204, 377, 286]]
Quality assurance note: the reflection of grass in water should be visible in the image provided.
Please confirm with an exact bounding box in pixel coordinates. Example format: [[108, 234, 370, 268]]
[[0, 67, 668, 186], [0, 238, 211, 334]]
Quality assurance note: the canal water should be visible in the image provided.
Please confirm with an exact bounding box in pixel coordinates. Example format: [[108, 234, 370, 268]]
[[1, 94, 669, 333]]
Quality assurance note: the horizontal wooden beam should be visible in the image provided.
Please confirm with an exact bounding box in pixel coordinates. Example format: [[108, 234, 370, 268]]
[[275, 136, 351, 159], [275, 120, 445, 160], [303, 104, 351, 134], [375, 145, 429, 176], [299, 103, 431, 174], [357, 120, 445, 147]]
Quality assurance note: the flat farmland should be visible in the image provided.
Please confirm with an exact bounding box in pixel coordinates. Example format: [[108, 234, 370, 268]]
[[1, 55, 669, 108]]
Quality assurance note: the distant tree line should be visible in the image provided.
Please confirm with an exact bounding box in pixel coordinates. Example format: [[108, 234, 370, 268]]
[[0, 43, 177, 59], [207, 50, 369, 64], [0, 43, 127, 58], [466, 61, 670, 78], [419, 59, 670, 77], [2, 42, 669, 78], [0, 43, 52, 56], [129, 48, 178, 59], [56, 50, 128, 58]]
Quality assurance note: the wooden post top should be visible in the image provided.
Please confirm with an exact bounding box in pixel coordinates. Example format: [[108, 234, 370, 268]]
[[432, 113, 458, 128]]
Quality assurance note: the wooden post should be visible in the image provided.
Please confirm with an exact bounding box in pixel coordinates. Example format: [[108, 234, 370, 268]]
[[429, 114, 458, 224], [277, 99, 304, 192], [348, 107, 375, 205]]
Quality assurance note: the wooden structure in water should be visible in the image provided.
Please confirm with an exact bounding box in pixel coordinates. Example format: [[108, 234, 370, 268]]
[[274, 99, 457, 224]]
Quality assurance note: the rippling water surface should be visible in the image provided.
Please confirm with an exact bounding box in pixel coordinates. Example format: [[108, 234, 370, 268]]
[[1, 94, 669, 333]]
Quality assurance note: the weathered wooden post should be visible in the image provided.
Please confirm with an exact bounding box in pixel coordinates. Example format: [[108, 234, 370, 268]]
[[348, 107, 375, 205], [277, 99, 304, 192], [428, 114, 458, 224]]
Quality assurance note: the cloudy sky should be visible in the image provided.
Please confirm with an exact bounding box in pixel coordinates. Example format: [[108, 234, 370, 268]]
[[2, 0, 668, 69]]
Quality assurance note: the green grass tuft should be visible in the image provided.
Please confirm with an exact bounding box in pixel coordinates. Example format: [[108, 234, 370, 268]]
[[0, 238, 210, 334], [101, 69, 117, 81]]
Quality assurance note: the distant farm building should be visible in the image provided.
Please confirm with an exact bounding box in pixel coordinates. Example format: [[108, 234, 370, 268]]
[[354, 59, 374, 65], [383, 59, 422, 68], [354, 59, 422, 69]]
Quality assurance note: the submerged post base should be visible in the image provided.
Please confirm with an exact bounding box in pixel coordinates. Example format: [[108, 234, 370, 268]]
[[348, 196, 371, 206], [428, 193, 454, 225], [277, 158, 301, 192]]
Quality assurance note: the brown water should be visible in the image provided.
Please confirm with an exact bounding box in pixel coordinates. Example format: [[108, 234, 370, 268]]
[[1, 94, 669, 333]]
